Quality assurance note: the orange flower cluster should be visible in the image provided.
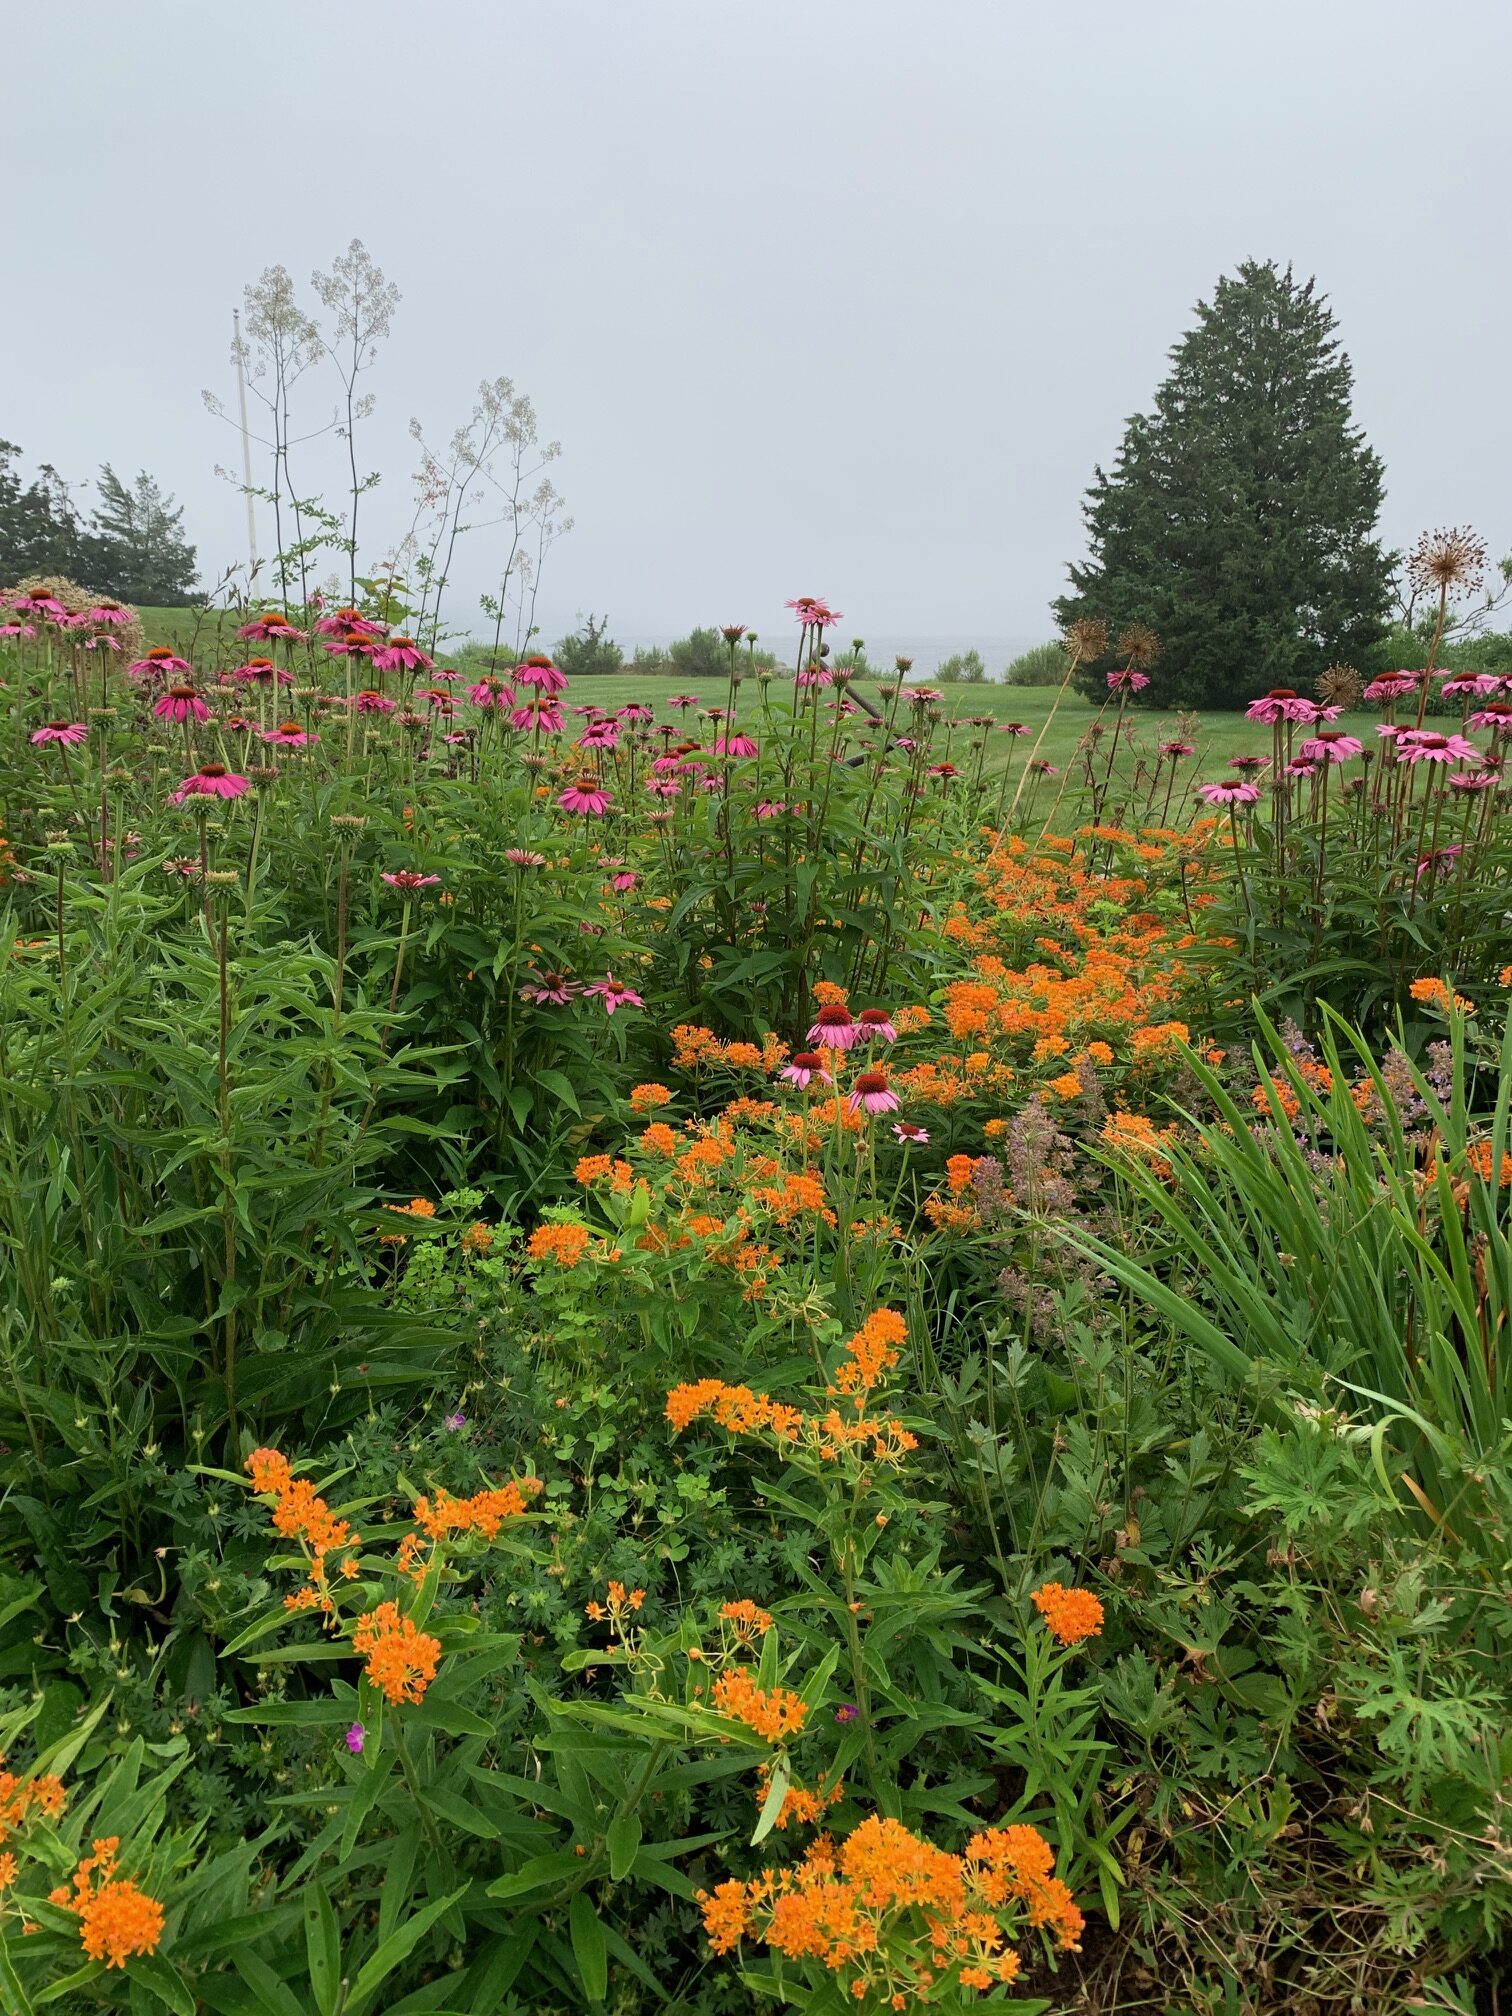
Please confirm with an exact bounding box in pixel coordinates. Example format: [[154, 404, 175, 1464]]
[[0, 1758, 65, 1843], [700, 1813, 1082, 2004], [630, 1081, 673, 1112], [719, 1598, 774, 1641], [1101, 1110, 1179, 1180], [755, 1761, 844, 1830], [245, 1448, 359, 1611], [712, 1665, 809, 1742], [381, 1195, 438, 1246], [831, 1308, 907, 1397], [1410, 976, 1476, 1014], [1030, 1581, 1105, 1647], [50, 1839, 165, 1969], [351, 1601, 441, 1705], [671, 1025, 789, 1074], [526, 1221, 592, 1267], [413, 1477, 542, 1542], [667, 1327, 919, 1471], [585, 1580, 646, 1624], [1466, 1140, 1512, 1187]]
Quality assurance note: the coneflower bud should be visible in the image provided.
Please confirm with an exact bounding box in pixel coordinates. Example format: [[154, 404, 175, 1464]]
[[204, 868, 239, 886], [330, 813, 368, 831]]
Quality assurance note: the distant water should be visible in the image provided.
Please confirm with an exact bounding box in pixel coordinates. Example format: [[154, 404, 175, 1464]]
[[615, 631, 1046, 681]]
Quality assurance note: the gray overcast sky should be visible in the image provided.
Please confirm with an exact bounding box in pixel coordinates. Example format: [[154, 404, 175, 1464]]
[[7, 0, 1510, 656]]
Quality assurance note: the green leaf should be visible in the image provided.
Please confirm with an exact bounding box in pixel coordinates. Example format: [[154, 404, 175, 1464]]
[[348, 1885, 468, 2009], [606, 1810, 641, 1879], [569, 1893, 607, 2004], [126, 1955, 196, 2016], [305, 1882, 341, 2016], [751, 1754, 790, 1846]]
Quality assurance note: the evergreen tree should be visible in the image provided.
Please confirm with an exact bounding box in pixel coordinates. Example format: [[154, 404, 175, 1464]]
[[0, 440, 85, 580], [85, 464, 199, 605], [1055, 261, 1393, 708]]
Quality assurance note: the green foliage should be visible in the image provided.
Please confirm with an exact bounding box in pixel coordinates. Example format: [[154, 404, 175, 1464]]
[[554, 612, 623, 679], [936, 647, 987, 685], [1056, 260, 1394, 708], [1003, 642, 1066, 687], [86, 465, 199, 606]]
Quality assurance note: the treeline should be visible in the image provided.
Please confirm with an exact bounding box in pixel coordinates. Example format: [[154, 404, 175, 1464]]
[[0, 439, 199, 605]]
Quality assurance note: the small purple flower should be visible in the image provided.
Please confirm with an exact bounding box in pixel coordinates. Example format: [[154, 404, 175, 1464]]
[[443, 1410, 467, 1433], [345, 1723, 366, 1755], [834, 1702, 860, 1724]]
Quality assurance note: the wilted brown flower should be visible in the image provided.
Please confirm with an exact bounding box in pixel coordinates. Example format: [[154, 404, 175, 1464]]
[[1063, 616, 1108, 662], [1116, 622, 1161, 670], [1408, 525, 1488, 601], [1316, 662, 1362, 709]]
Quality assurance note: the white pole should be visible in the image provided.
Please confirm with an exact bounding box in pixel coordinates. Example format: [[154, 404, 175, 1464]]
[[233, 309, 259, 586]]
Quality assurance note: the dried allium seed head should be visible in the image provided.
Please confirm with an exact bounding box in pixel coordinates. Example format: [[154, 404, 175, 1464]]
[[1316, 662, 1362, 709], [1063, 616, 1108, 662], [1408, 525, 1488, 599], [1116, 622, 1161, 670]]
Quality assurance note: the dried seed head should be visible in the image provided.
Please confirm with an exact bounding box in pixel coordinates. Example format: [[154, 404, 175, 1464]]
[[1408, 525, 1488, 599], [1316, 662, 1362, 708], [1116, 622, 1160, 670], [1063, 616, 1108, 661]]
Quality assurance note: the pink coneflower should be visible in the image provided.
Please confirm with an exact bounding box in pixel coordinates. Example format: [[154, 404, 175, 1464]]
[[856, 1008, 897, 1044], [616, 703, 655, 724], [1468, 702, 1512, 733], [720, 624, 747, 642], [998, 721, 1030, 737], [1376, 721, 1404, 741], [222, 714, 256, 733], [172, 763, 250, 802], [1283, 758, 1319, 779], [1107, 668, 1151, 693], [264, 720, 317, 746], [578, 720, 621, 751], [808, 1004, 862, 1049], [1228, 755, 1269, 773], [231, 656, 293, 687], [154, 684, 210, 724], [848, 1070, 899, 1117], [1028, 760, 1057, 775], [1362, 670, 1421, 703], [1244, 688, 1318, 724], [786, 595, 843, 629], [1448, 769, 1499, 794], [1196, 781, 1260, 806], [0, 621, 36, 640], [795, 666, 833, 689], [515, 654, 568, 693], [324, 628, 378, 660], [1439, 671, 1500, 698], [12, 590, 68, 620], [558, 777, 613, 816], [314, 607, 385, 639], [82, 600, 132, 628], [713, 733, 758, 758], [521, 970, 578, 1005], [646, 778, 682, 799], [352, 688, 397, 714], [754, 799, 789, 818], [927, 762, 958, 778], [505, 848, 548, 868], [667, 693, 700, 710], [1299, 730, 1363, 763], [1158, 740, 1195, 758], [129, 646, 192, 680], [31, 720, 87, 745], [372, 635, 432, 674], [381, 870, 441, 890], [508, 696, 563, 734], [892, 1120, 930, 1144], [237, 610, 307, 642], [1415, 843, 1464, 882], [609, 870, 639, 892], [421, 688, 456, 715], [429, 665, 462, 683], [468, 676, 515, 708], [780, 1050, 833, 1089], [1396, 729, 1482, 765], [584, 972, 644, 1014]]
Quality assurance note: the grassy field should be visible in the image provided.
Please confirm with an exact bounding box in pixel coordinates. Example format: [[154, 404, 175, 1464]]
[[134, 606, 1371, 783]]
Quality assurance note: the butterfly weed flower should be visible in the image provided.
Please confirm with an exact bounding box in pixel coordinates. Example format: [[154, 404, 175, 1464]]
[[1029, 1581, 1105, 1647]]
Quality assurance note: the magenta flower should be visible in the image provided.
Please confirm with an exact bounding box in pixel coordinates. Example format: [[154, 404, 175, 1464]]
[[1396, 729, 1482, 766], [231, 656, 293, 688], [129, 647, 192, 680], [584, 973, 644, 1015], [345, 1723, 366, 1755], [264, 721, 317, 746], [467, 677, 515, 708], [785, 595, 843, 629], [1158, 740, 1195, 758], [1228, 755, 1269, 773], [558, 778, 613, 817], [847, 1071, 900, 1117], [237, 611, 307, 643], [807, 1004, 862, 1050], [515, 655, 568, 693], [172, 764, 250, 802], [1298, 730, 1362, 763], [720, 624, 747, 642], [421, 688, 456, 715], [779, 1051, 833, 1090], [610, 870, 639, 892], [352, 689, 397, 714], [1283, 758, 1319, 778], [13, 590, 68, 620], [892, 1120, 930, 1145], [443, 1410, 467, 1433], [578, 721, 621, 751], [154, 684, 209, 724], [856, 1008, 897, 1044], [0, 621, 36, 641], [714, 733, 759, 758], [520, 970, 578, 1005], [1107, 668, 1150, 693], [508, 697, 563, 734], [381, 870, 441, 890], [1244, 688, 1318, 724], [754, 799, 788, 818], [1196, 781, 1260, 806], [1448, 769, 1499, 794], [82, 601, 132, 628], [1415, 843, 1464, 882], [314, 608, 385, 640], [616, 703, 655, 724], [324, 629, 378, 661], [667, 693, 700, 710], [372, 635, 432, 674], [1362, 670, 1421, 703], [505, 848, 548, 868], [645, 778, 682, 799], [795, 666, 833, 689], [31, 720, 87, 745], [1439, 671, 1500, 698], [1468, 703, 1512, 733]]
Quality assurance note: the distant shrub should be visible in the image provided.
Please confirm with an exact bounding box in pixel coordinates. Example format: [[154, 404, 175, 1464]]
[[1005, 640, 1067, 686], [556, 612, 623, 678], [667, 626, 727, 679], [936, 647, 987, 684]]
